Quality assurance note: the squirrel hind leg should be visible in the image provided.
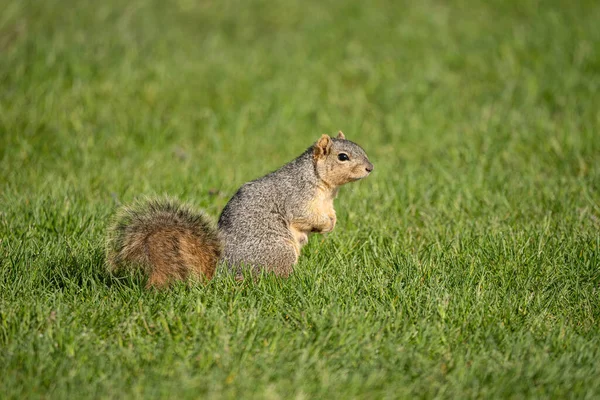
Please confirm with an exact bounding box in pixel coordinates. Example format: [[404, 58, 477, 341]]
[[226, 238, 297, 278], [266, 240, 297, 277]]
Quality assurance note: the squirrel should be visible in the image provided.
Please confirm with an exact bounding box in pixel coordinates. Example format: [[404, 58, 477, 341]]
[[106, 131, 373, 288]]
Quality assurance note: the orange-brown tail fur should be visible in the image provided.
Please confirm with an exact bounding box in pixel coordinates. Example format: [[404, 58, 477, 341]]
[[106, 198, 221, 288]]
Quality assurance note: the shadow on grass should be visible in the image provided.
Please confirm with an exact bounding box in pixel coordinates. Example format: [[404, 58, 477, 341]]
[[43, 246, 147, 291]]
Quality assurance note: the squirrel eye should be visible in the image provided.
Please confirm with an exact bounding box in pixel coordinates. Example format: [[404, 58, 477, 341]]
[[337, 153, 350, 161]]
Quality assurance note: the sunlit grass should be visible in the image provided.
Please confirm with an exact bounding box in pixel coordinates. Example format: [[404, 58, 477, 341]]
[[1, 0, 599, 398]]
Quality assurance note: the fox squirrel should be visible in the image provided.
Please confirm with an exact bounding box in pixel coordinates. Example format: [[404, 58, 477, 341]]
[[106, 132, 373, 288]]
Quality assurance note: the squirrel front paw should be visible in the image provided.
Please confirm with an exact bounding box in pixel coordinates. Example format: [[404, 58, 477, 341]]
[[321, 213, 336, 233], [305, 211, 336, 234]]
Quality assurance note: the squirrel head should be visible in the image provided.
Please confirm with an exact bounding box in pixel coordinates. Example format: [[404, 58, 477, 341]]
[[313, 131, 374, 187]]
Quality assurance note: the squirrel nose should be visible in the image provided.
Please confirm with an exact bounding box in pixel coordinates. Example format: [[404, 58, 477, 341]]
[[365, 163, 374, 173]]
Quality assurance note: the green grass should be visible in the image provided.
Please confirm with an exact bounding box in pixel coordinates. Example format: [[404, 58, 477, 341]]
[[1, 0, 599, 398]]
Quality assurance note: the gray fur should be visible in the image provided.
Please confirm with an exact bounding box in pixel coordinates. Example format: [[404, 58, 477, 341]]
[[218, 137, 372, 276], [106, 134, 373, 284]]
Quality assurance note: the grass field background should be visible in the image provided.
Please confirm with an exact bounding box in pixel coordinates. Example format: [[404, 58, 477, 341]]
[[1, 0, 599, 398]]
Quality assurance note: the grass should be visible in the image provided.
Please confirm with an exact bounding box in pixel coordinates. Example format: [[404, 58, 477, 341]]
[[1, 0, 599, 398]]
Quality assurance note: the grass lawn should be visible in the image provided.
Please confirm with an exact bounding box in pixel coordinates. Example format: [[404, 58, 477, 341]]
[[1, 0, 599, 398]]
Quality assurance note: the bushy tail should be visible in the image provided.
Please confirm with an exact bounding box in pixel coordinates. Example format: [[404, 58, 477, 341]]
[[105, 198, 221, 288]]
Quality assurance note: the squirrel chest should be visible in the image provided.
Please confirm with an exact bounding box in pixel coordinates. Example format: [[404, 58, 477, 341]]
[[288, 186, 338, 255]]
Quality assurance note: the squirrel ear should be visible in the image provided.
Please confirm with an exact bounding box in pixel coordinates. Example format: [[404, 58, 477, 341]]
[[337, 131, 346, 140], [314, 134, 332, 158]]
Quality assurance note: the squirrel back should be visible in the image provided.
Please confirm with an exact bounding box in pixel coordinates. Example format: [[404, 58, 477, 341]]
[[105, 198, 221, 288], [105, 132, 373, 287]]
